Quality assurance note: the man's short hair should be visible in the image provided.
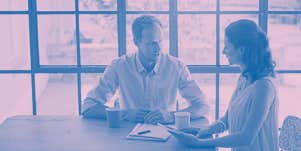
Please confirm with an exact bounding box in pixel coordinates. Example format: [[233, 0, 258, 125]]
[[132, 15, 162, 43]]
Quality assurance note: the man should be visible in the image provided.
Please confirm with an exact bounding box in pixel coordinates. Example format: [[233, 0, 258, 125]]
[[82, 15, 209, 124]]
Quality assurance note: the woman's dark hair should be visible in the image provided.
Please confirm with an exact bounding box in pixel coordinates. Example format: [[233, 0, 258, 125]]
[[225, 19, 276, 82]]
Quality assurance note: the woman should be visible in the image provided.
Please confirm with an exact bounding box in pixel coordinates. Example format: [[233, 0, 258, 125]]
[[169, 19, 279, 151]]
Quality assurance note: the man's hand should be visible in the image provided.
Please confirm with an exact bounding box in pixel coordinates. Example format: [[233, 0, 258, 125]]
[[144, 109, 174, 124], [123, 109, 150, 123]]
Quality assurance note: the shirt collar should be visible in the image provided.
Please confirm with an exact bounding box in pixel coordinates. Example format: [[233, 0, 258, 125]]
[[135, 52, 161, 74]]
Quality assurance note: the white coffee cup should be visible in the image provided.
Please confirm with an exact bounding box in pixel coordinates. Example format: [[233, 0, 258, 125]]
[[174, 112, 190, 130]]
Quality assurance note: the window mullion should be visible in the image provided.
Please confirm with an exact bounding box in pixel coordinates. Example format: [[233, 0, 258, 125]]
[[117, 0, 126, 56], [259, 0, 268, 33], [169, 0, 178, 57], [75, 0, 82, 115], [28, 0, 39, 115], [216, 0, 221, 121]]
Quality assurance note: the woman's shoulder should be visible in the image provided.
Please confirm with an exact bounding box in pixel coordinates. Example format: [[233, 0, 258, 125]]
[[253, 76, 276, 94], [254, 76, 275, 86]]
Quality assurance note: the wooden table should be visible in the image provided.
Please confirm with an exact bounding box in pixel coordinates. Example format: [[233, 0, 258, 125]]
[[0, 115, 215, 151]]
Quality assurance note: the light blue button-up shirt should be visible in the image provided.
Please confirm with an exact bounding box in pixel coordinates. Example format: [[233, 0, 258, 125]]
[[83, 53, 208, 116]]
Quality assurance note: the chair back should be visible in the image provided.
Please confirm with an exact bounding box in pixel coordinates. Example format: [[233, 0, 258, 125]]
[[279, 116, 301, 151]]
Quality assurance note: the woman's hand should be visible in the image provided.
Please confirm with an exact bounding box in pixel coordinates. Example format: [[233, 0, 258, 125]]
[[181, 127, 213, 139], [180, 127, 200, 135], [168, 130, 203, 148], [196, 128, 213, 139]]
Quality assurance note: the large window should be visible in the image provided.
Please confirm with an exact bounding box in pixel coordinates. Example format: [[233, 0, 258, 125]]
[[1, 0, 300, 138]]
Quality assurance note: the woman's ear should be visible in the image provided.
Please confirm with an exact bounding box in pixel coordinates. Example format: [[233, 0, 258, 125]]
[[239, 47, 250, 63], [238, 46, 246, 55]]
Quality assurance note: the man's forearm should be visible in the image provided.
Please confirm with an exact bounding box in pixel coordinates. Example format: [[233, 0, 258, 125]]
[[82, 99, 107, 119]]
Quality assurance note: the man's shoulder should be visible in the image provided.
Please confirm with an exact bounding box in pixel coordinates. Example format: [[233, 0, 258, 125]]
[[110, 53, 136, 66], [161, 53, 186, 68]]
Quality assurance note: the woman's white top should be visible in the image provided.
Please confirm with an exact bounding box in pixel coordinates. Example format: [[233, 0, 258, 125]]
[[228, 76, 279, 151]]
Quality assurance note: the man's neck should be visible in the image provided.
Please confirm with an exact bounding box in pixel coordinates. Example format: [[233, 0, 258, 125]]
[[138, 53, 156, 72]]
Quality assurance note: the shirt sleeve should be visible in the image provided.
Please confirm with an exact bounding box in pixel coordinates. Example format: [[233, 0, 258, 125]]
[[177, 64, 210, 117], [82, 59, 120, 112]]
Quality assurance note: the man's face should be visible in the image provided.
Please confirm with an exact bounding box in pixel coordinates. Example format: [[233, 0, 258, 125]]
[[136, 24, 163, 63]]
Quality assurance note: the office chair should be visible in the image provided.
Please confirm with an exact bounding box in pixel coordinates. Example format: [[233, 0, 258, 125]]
[[279, 115, 301, 151]]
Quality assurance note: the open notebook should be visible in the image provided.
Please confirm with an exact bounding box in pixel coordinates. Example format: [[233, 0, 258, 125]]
[[126, 123, 171, 142]]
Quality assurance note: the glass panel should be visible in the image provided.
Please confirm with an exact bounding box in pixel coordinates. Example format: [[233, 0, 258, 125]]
[[81, 73, 118, 107], [37, 0, 75, 11], [190, 74, 215, 122], [277, 74, 301, 126], [38, 15, 76, 65], [0, 15, 30, 69], [178, 15, 216, 65], [79, 0, 117, 11], [81, 73, 102, 100], [126, 15, 169, 54], [220, 0, 259, 11], [0, 74, 32, 124], [126, 0, 169, 11], [0, 0, 28, 11], [80, 15, 118, 65], [219, 74, 240, 117], [220, 14, 258, 65], [36, 74, 78, 115], [268, 14, 301, 69], [269, 0, 301, 11], [178, 0, 216, 11]]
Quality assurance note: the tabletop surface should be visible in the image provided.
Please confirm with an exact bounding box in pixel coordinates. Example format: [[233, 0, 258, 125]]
[[0, 115, 215, 151]]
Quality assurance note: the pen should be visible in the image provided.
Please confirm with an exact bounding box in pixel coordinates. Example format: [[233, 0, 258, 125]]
[[137, 130, 151, 135]]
